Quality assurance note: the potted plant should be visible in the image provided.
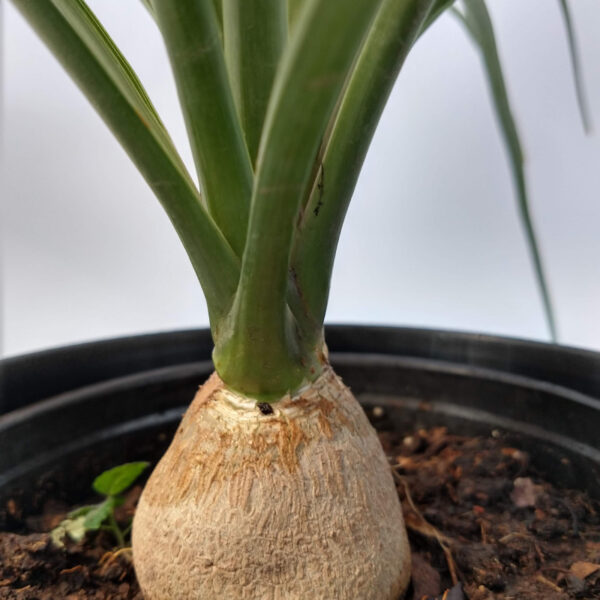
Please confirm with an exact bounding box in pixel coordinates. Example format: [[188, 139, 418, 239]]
[[3, 1, 598, 599]]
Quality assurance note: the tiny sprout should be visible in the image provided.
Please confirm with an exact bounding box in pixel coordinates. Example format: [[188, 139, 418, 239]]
[[50, 461, 149, 548]]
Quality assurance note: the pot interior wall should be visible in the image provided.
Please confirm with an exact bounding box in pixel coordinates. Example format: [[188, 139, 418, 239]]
[[1, 327, 599, 530]]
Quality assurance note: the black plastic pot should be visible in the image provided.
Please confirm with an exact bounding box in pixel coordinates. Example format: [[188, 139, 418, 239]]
[[1, 325, 599, 530]]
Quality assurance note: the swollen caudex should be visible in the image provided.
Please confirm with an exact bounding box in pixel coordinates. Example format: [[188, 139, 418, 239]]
[[132, 367, 410, 599]]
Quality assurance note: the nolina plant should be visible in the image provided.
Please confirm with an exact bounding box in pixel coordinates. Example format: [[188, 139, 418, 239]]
[[12, 0, 589, 598]]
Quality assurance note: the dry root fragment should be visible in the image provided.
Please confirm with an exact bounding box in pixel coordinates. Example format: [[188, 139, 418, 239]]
[[535, 573, 563, 592], [395, 473, 459, 586]]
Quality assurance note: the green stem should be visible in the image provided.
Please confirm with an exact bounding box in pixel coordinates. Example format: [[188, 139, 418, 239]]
[[287, 0, 306, 34], [289, 0, 436, 346], [213, 0, 223, 36], [108, 511, 126, 548], [223, 0, 287, 166], [153, 0, 253, 258], [213, 0, 384, 398]]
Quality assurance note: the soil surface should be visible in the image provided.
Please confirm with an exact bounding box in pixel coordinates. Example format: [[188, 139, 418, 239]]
[[1, 420, 599, 599]]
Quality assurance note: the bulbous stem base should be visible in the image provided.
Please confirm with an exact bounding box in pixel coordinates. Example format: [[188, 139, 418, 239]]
[[132, 367, 410, 599]]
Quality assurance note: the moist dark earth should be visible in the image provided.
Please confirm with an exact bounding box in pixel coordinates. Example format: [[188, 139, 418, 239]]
[[1, 417, 599, 599]]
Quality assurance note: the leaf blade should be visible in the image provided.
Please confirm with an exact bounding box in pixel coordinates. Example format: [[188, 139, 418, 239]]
[[214, 0, 386, 395], [92, 461, 149, 496], [153, 0, 253, 257], [287, 0, 305, 33], [558, 0, 592, 133], [83, 498, 115, 530], [289, 0, 436, 344], [458, 0, 558, 340], [419, 0, 456, 37], [223, 0, 287, 165]]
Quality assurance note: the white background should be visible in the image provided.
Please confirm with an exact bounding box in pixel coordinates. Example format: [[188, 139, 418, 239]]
[[2, 1, 600, 357]]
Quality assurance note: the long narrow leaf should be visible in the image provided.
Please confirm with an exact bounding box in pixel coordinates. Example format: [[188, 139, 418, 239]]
[[420, 0, 456, 36], [214, 0, 385, 396], [213, 0, 223, 35], [153, 0, 253, 257], [289, 0, 436, 345], [56, 0, 172, 158], [11, 0, 240, 323], [223, 0, 287, 165], [287, 0, 305, 34], [458, 0, 557, 340], [558, 0, 592, 133]]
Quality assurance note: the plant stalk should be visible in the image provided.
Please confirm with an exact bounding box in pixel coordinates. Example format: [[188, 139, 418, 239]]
[[223, 0, 287, 166], [289, 0, 436, 348], [108, 511, 126, 548], [153, 0, 253, 258], [213, 0, 385, 398]]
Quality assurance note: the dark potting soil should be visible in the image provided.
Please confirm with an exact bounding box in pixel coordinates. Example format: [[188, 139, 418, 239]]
[[1, 418, 599, 599]]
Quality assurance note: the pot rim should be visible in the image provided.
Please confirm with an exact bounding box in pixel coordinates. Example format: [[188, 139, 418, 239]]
[[2, 325, 599, 416], [1, 327, 599, 511]]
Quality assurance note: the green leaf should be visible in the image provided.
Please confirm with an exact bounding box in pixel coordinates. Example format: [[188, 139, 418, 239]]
[[153, 0, 253, 257], [287, 0, 305, 33], [213, 0, 386, 397], [558, 0, 592, 133], [289, 0, 436, 347], [11, 0, 241, 325], [83, 498, 115, 530], [419, 0, 456, 37], [457, 0, 558, 340], [223, 0, 287, 165], [213, 0, 223, 35], [92, 461, 149, 496]]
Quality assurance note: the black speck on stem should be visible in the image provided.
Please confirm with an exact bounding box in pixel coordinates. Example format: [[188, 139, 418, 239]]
[[257, 402, 274, 415]]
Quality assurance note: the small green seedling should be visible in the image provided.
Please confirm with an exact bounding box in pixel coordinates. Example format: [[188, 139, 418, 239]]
[[50, 461, 149, 548]]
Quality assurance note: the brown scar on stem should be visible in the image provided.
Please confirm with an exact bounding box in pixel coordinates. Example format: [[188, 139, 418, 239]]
[[313, 164, 325, 217], [289, 266, 311, 322], [133, 108, 149, 129]]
